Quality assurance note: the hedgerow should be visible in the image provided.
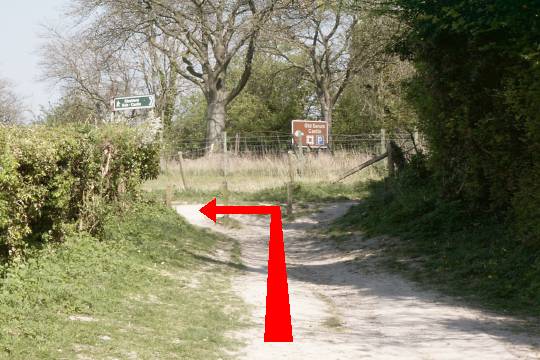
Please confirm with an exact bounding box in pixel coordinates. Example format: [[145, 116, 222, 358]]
[[0, 125, 159, 258], [390, 0, 540, 245]]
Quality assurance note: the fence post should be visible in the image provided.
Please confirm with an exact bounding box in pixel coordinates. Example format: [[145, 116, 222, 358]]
[[165, 184, 173, 207], [235, 133, 240, 156], [413, 129, 421, 151], [386, 140, 395, 177], [222, 137, 230, 220], [297, 135, 305, 176], [380, 128, 386, 155], [163, 156, 169, 174], [178, 151, 188, 191], [287, 151, 295, 217]]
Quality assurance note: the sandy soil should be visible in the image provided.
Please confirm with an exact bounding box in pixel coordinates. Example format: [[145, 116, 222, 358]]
[[175, 202, 540, 360]]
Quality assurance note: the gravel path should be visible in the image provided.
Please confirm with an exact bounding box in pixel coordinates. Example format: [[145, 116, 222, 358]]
[[175, 203, 540, 359]]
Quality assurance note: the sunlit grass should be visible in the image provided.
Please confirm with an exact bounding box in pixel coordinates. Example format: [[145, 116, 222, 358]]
[[144, 151, 385, 202], [0, 203, 246, 359]]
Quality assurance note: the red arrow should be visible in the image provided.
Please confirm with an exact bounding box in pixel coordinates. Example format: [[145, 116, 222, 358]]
[[200, 198, 280, 222], [200, 198, 293, 342]]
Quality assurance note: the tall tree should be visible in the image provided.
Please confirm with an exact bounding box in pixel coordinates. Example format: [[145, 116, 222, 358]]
[[266, 1, 358, 136], [267, 1, 398, 142], [73, 0, 287, 152], [40, 26, 181, 129], [41, 28, 135, 121]]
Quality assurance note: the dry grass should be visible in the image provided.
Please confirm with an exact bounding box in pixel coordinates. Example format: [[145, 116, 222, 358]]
[[143, 151, 385, 194]]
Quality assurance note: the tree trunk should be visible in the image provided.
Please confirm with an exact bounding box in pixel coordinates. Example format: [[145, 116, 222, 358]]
[[321, 103, 332, 126], [206, 98, 227, 153], [320, 97, 334, 151], [161, 68, 177, 134]]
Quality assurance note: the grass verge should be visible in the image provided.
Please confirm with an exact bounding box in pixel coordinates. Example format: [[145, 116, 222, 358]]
[[149, 182, 367, 206], [0, 202, 245, 359], [332, 176, 540, 317], [144, 153, 383, 195]]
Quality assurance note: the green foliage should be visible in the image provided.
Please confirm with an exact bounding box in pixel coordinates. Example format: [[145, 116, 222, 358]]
[[335, 167, 540, 315], [164, 94, 208, 157], [227, 55, 310, 134], [244, 182, 366, 204], [333, 61, 416, 134], [166, 48, 416, 155], [0, 202, 244, 358], [41, 96, 102, 126], [391, 0, 540, 244], [165, 55, 311, 155], [0, 125, 159, 257], [146, 181, 366, 206]]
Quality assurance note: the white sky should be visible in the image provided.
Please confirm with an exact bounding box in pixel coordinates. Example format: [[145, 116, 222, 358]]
[[0, 1, 70, 119]]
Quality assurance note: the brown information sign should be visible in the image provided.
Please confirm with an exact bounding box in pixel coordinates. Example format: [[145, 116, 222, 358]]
[[291, 120, 329, 148]]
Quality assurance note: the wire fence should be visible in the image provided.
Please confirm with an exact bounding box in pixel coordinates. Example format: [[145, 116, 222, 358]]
[[168, 131, 418, 159]]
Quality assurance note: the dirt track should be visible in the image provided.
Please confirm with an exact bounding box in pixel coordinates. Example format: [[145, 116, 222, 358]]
[[176, 203, 540, 359]]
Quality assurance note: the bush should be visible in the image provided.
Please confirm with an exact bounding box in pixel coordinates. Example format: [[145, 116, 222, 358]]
[[390, 0, 540, 244], [0, 125, 160, 258]]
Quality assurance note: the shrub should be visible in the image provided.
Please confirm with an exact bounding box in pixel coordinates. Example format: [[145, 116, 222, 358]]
[[390, 0, 540, 244], [0, 124, 159, 258]]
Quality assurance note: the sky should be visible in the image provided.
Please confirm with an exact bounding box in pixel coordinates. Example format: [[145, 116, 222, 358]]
[[0, 0, 70, 119]]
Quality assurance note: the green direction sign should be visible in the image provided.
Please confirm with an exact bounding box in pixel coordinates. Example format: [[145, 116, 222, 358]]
[[113, 95, 155, 111]]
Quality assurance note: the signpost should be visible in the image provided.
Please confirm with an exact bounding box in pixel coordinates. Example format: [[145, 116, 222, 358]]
[[291, 120, 329, 149], [113, 95, 156, 111]]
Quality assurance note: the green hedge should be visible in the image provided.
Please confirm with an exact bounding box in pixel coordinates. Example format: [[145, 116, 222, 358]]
[[0, 125, 159, 257], [390, 0, 540, 245]]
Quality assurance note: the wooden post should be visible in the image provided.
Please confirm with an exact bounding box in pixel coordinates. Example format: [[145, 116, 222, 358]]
[[177, 151, 188, 190], [235, 133, 240, 156], [333, 151, 389, 183], [413, 129, 421, 151], [163, 156, 169, 174], [386, 140, 394, 177], [287, 151, 295, 217], [380, 128, 386, 155], [328, 123, 334, 155], [222, 141, 230, 220], [222, 179, 230, 220], [165, 184, 173, 207], [223, 131, 228, 154], [297, 135, 304, 176]]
